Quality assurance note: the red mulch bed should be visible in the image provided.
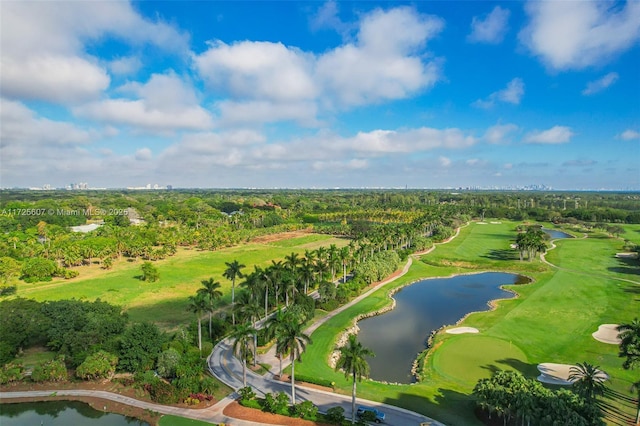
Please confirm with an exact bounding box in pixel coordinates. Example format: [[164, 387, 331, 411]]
[[223, 400, 332, 426]]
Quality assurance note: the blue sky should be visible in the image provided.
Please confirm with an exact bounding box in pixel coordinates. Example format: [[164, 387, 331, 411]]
[[1, 1, 639, 190]]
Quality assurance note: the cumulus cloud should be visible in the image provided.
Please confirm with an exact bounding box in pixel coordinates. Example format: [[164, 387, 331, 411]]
[[193, 41, 317, 102], [1, 1, 188, 104], [75, 72, 214, 132], [1, 55, 110, 104], [618, 129, 640, 140], [193, 6, 443, 112], [108, 56, 143, 76], [317, 7, 444, 106], [519, 0, 640, 70], [473, 78, 524, 108], [467, 6, 510, 44], [524, 126, 574, 144], [215, 100, 319, 127], [582, 72, 619, 95], [483, 123, 519, 144]]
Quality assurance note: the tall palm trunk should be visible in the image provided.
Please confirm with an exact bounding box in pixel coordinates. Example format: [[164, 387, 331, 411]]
[[290, 350, 296, 405], [197, 318, 202, 351], [351, 370, 357, 424], [242, 356, 247, 387], [232, 280, 236, 325], [208, 312, 212, 338]]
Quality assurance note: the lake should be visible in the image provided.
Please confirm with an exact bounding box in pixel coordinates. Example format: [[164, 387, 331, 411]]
[[356, 272, 529, 383], [0, 400, 148, 425]]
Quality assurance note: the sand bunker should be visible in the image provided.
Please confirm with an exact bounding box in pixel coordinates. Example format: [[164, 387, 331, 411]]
[[446, 327, 479, 334], [537, 363, 608, 385], [592, 324, 622, 345]]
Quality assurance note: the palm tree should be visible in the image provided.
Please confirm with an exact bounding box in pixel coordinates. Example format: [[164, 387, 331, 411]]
[[186, 293, 208, 351], [198, 278, 223, 338], [335, 334, 375, 424], [276, 319, 311, 405], [617, 318, 640, 370], [230, 322, 257, 387], [238, 300, 262, 366], [265, 308, 289, 379], [569, 362, 607, 403], [223, 260, 245, 325]]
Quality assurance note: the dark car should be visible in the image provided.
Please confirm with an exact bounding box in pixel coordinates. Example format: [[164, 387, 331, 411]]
[[356, 405, 385, 423]]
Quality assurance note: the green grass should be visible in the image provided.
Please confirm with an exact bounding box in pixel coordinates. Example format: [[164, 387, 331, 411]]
[[294, 221, 640, 425], [158, 415, 220, 425], [13, 235, 347, 329]]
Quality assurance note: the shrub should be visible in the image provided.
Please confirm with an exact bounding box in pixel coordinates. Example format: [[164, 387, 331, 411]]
[[293, 400, 318, 420], [262, 392, 277, 413], [0, 362, 24, 385], [238, 386, 256, 402], [294, 374, 334, 388], [31, 357, 67, 382], [76, 350, 118, 380], [0, 286, 17, 297], [325, 406, 345, 425], [144, 379, 178, 404]]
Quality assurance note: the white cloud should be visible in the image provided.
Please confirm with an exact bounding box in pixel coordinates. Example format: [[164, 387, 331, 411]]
[[215, 100, 319, 126], [310, 1, 353, 37], [1, 55, 110, 104], [194, 6, 444, 112], [135, 148, 152, 161], [483, 123, 519, 144], [467, 6, 510, 44], [519, 0, 640, 70], [524, 126, 574, 144], [75, 73, 214, 132], [0, 1, 188, 104], [473, 78, 524, 108], [193, 41, 317, 102], [317, 7, 444, 106], [618, 129, 640, 140], [108, 56, 143, 76], [439, 156, 452, 167], [582, 72, 619, 95]]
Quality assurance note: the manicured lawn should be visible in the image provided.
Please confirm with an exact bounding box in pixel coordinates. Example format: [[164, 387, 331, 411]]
[[13, 235, 347, 329], [294, 221, 639, 425], [158, 415, 219, 425]]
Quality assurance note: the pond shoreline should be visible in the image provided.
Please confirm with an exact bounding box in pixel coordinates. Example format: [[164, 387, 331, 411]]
[[331, 268, 533, 385]]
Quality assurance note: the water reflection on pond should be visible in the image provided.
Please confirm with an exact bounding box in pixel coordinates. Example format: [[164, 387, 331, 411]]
[[356, 272, 529, 383], [0, 400, 148, 425], [542, 228, 574, 239]]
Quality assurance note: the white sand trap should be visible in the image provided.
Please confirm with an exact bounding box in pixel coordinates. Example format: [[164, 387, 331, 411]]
[[592, 324, 622, 344], [446, 327, 479, 334], [537, 363, 608, 386], [477, 222, 488, 225], [616, 252, 638, 259], [490, 221, 502, 224]]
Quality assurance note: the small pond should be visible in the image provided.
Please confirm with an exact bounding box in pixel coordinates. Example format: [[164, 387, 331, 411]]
[[356, 272, 530, 383], [542, 228, 574, 239], [0, 400, 148, 425]]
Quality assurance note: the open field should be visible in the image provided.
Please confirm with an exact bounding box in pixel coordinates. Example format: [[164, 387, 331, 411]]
[[12, 234, 348, 329], [293, 221, 640, 425]]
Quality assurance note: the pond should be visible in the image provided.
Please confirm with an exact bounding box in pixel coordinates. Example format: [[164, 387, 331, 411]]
[[542, 228, 574, 239], [0, 400, 148, 425], [355, 272, 529, 383]]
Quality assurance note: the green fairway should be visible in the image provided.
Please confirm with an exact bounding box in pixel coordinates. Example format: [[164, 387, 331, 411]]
[[294, 221, 640, 425], [13, 234, 347, 329]]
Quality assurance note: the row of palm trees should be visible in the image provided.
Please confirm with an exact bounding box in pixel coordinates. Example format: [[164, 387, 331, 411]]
[[231, 305, 374, 424]]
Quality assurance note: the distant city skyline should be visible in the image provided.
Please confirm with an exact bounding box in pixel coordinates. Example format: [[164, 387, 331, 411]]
[[1, 1, 639, 190]]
